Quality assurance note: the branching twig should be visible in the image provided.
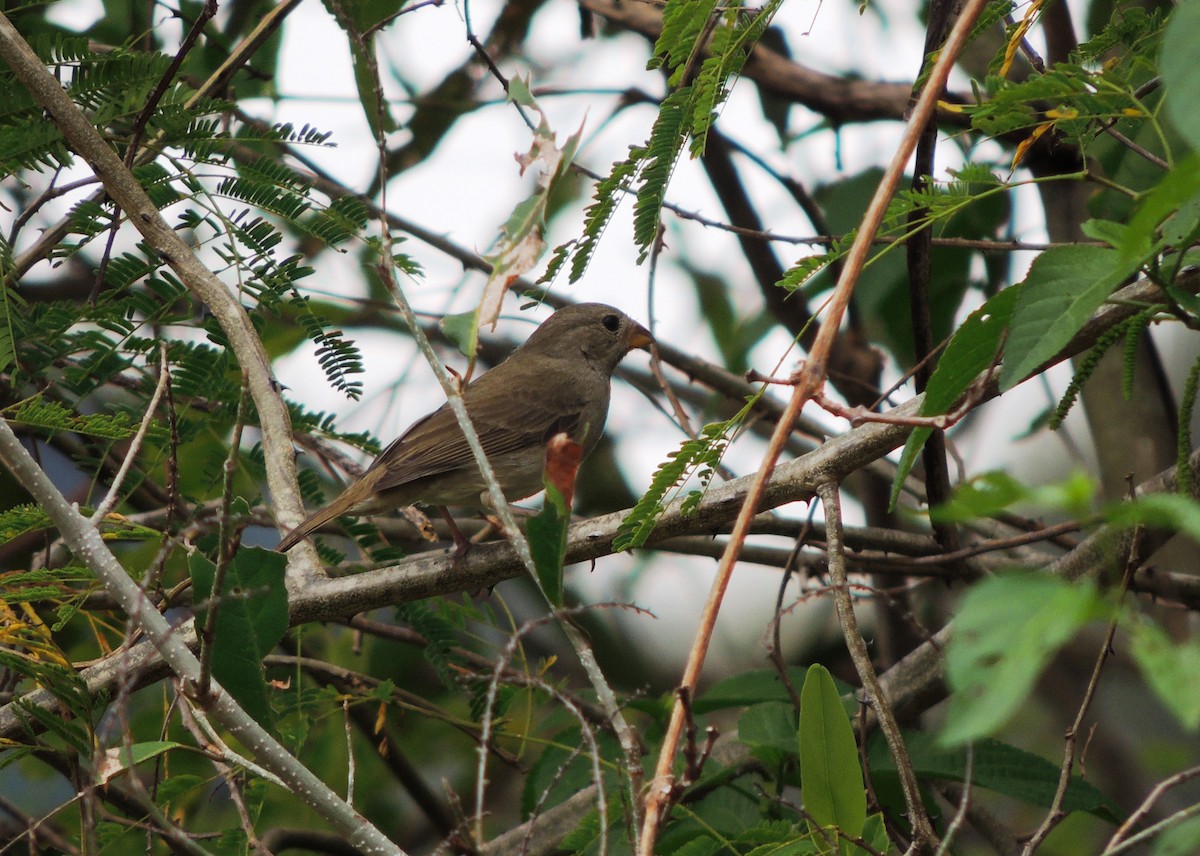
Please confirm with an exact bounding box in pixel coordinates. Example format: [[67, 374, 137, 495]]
[[473, 606, 609, 853], [198, 378, 250, 698], [1106, 763, 1200, 851]]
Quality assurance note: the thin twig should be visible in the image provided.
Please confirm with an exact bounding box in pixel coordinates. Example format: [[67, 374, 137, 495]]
[[197, 378, 250, 698], [1106, 763, 1200, 850], [91, 342, 171, 524], [934, 743, 973, 856], [473, 607, 608, 853], [344, 698, 356, 808], [1022, 520, 1143, 854], [1103, 798, 1200, 855], [124, 0, 217, 164], [818, 480, 937, 851]]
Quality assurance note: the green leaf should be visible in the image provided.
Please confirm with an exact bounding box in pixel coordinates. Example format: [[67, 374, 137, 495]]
[[1104, 492, 1200, 540], [615, 414, 741, 550], [441, 310, 480, 360], [1117, 154, 1200, 265], [740, 701, 800, 756], [1162, 0, 1200, 151], [4, 396, 151, 441], [1129, 618, 1200, 730], [942, 574, 1107, 745], [1080, 218, 1128, 247], [0, 503, 55, 547], [799, 665, 866, 850], [528, 484, 569, 607], [928, 470, 1095, 523], [1155, 815, 1200, 856], [891, 285, 1020, 508], [1000, 245, 1141, 391], [695, 667, 813, 713], [0, 237, 21, 373], [858, 815, 890, 856], [868, 732, 1123, 822], [96, 741, 182, 785], [0, 648, 97, 727], [190, 548, 289, 731]]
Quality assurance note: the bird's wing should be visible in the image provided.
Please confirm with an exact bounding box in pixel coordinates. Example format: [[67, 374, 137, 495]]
[[368, 363, 591, 492]]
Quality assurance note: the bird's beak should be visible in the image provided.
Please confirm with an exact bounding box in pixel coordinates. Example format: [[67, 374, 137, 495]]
[[625, 321, 655, 351]]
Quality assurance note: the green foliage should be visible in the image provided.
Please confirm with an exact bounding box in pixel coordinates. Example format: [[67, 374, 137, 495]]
[[1162, 0, 1200, 152], [1000, 245, 1142, 391], [1129, 617, 1200, 730], [567, 0, 783, 276], [1104, 492, 1200, 543], [943, 574, 1108, 745], [395, 600, 467, 691], [567, 156, 639, 283], [798, 665, 866, 852], [94, 741, 183, 785], [528, 483, 570, 607], [966, 4, 1164, 154], [3, 395, 150, 441], [0, 239, 20, 372], [891, 286, 1020, 508], [614, 410, 745, 551], [868, 732, 1124, 822], [2, 642, 100, 737], [1178, 353, 1200, 494], [293, 296, 365, 400], [694, 667, 814, 713], [190, 548, 290, 731], [0, 503, 55, 546], [788, 165, 1011, 366], [0, 566, 95, 606], [929, 470, 1096, 523], [1049, 308, 1156, 431]]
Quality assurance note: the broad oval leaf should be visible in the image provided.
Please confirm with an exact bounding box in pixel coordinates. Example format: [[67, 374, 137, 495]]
[[999, 245, 1139, 391], [799, 664, 866, 847]]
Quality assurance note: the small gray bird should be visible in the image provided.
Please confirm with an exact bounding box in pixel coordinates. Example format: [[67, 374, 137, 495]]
[[277, 303, 653, 552]]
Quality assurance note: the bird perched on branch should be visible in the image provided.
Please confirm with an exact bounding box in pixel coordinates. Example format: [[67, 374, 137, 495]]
[[277, 302, 654, 553]]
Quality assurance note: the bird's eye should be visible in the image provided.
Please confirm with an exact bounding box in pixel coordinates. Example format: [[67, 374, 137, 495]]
[[602, 313, 620, 332]]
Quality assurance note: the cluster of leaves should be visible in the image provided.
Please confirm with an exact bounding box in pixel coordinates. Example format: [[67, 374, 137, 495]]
[[558, 0, 784, 283], [0, 27, 392, 527], [0, 11, 407, 822], [614, 405, 747, 551], [535, 663, 1121, 856]]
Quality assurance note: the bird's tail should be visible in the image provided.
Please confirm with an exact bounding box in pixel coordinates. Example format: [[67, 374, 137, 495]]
[[276, 504, 344, 552]]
